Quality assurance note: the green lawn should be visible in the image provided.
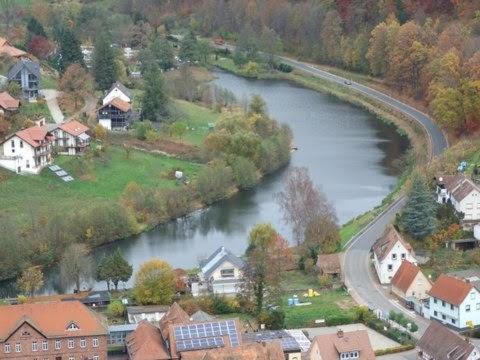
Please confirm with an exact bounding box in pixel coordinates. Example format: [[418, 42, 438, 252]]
[[19, 101, 53, 122], [41, 73, 58, 89], [175, 100, 219, 145], [0, 146, 201, 221]]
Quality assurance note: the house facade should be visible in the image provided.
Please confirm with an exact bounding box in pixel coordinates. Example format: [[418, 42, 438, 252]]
[[97, 97, 132, 130], [0, 125, 54, 174], [0, 301, 108, 360], [307, 329, 375, 360], [437, 175, 480, 227], [391, 260, 431, 302], [0, 91, 19, 116], [428, 274, 480, 330], [417, 321, 480, 360], [372, 227, 417, 284], [103, 81, 131, 105], [7, 59, 40, 100], [52, 120, 90, 155], [199, 246, 246, 295]]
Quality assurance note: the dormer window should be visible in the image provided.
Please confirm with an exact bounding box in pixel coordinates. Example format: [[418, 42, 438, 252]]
[[22, 330, 31, 336], [67, 322, 79, 331]]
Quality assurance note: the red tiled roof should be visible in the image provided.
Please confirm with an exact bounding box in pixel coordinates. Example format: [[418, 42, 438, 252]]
[[100, 97, 131, 112], [159, 302, 190, 340], [429, 274, 473, 306], [0, 301, 107, 341], [0, 36, 27, 58], [126, 320, 171, 360], [391, 260, 421, 293], [311, 330, 375, 360], [13, 126, 53, 148], [372, 227, 412, 262], [181, 341, 284, 360], [0, 91, 19, 110], [59, 120, 89, 136]]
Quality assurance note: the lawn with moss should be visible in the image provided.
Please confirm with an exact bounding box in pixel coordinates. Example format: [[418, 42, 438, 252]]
[[0, 145, 201, 221]]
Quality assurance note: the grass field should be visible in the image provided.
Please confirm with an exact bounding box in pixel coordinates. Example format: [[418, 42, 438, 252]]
[[0, 145, 201, 220], [19, 101, 53, 122], [175, 100, 219, 145]]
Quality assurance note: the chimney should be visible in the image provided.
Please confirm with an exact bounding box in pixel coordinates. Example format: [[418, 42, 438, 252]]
[[337, 329, 344, 338]]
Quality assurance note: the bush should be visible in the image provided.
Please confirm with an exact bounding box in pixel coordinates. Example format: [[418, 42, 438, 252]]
[[258, 309, 285, 330], [241, 61, 261, 77], [135, 121, 154, 140], [275, 63, 293, 73], [375, 344, 415, 356], [230, 156, 259, 190], [108, 300, 125, 317], [196, 162, 234, 205], [326, 313, 356, 326], [318, 274, 333, 288]]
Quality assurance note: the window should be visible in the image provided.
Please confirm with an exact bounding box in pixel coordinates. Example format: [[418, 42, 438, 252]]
[[442, 314, 446, 320], [26, 160, 30, 168], [434, 311, 438, 316], [442, 301, 446, 307], [477, 303, 480, 310], [67, 322, 79, 331], [11, 140, 14, 148], [93, 338, 99, 348], [452, 319, 456, 324], [68, 339, 74, 349], [392, 253, 397, 260], [93, 356, 99, 360], [387, 264, 393, 271], [80, 339, 86, 348], [69, 357, 74, 360], [42, 341, 48, 351], [467, 305, 471, 312], [4, 343, 11, 353], [20, 141, 23, 148], [55, 340, 61, 350], [451, 304, 454, 310], [220, 268, 235, 278], [15, 343, 21, 352], [471, 293, 476, 300], [32, 341, 38, 351], [350, 351, 359, 358], [434, 298, 437, 304], [401, 253, 406, 259]]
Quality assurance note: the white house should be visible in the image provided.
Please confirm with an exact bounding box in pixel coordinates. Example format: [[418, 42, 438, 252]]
[[0, 125, 54, 174], [372, 227, 417, 284], [199, 246, 246, 295], [390, 260, 431, 302], [437, 174, 480, 227], [417, 321, 480, 360], [102, 81, 131, 105], [428, 274, 480, 330], [51, 120, 90, 155]]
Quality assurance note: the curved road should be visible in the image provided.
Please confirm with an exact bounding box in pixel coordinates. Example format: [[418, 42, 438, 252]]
[[279, 57, 449, 335]]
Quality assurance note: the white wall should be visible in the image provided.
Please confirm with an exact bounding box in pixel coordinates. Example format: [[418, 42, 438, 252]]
[[374, 241, 416, 284], [99, 119, 112, 130], [209, 260, 242, 282], [0, 135, 39, 174], [458, 190, 480, 221], [103, 88, 130, 105], [429, 288, 480, 329]]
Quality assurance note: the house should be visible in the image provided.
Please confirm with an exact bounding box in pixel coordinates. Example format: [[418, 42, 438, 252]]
[[97, 97, 132, 130], [307, 329, 375, 360], [448, 269, 480, 292], [0, 91, 19, 115], [372, 227, 417, 284], [180, 342, 285, 360], [7, 59, 40, 100], [108, 323, 137, 346], [437, 175, 480, 228], [0, 301, 107, 360], [0, 125, 54, 174], [51, 120, 90, 155], [0, 37, 28, 58], [316, 253, 341, 278], [417, 321, 480, 360], [199, 246, 246, 295], [80, 290, 111, 307], [428, 274, 480, 330], [126, 320, 171, 360], [243, 330, 310, 359], [103, 81, 132, 105], [127, 305, 170, 324], [390, 260, 431, 302]]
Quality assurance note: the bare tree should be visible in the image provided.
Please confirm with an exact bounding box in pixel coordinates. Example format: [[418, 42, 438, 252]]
[[275, 167, 337, 245], [60, 243, 93, 292]]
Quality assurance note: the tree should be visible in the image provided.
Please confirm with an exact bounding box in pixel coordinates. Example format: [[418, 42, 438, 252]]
[[276, 167, 337, 244], [133, 259, 176, 305], [260, 27, 282, 68], [150, 36, 174, 71], [107, 300, 125, 317], [59, 243, 92, 292], [196, 162, 234, 204], [58, 64, 95, 110], [401, 174, 437, 239], [179, 32, 198, 62], [141, 64, 169, 121], [0, 0, 17, 33], [109, 249, 133, 290], [304, 214, 340, 256], [27, 35, 53, 60], [196, 39, 212, 66], [168, 122, 187, 139], [26, 17, 46, 37], [55, 25, 84, 72], [17, 265, 44, 297], [230, 156, 259, 190], [93, 34, 117, 91], [242, 224, 292, 315], [248, 95, 267, 116]]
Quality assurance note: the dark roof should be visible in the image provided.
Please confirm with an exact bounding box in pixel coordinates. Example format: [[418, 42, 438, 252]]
[[201, 246, 246, 279], [316, 253, 341, 274], [242, 330, 301, 353], [372, 227, 412, 262], [127, 305, 170, 315], [7, 59, 40, 80], [81, 290, 111, 304], [417, 321, 475, 360], [108, 81, 132, 99]]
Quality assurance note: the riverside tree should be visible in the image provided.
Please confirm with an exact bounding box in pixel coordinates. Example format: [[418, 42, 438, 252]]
[[17, 265, 44, 297], [141, 64, 169, 121], [241, 224, 292, 315], [96, 248, 133, 291], [401, 174, 437, 239], [93, 33, 117, 90], [133, 259, 176, 305], [60, 243, 92, 292]]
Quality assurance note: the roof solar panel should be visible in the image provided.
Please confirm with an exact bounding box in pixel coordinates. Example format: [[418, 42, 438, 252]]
[[175, 337, 225, 352], [173, 320, 239, 351]]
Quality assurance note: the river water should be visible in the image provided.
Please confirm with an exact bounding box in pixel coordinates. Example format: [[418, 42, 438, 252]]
[[5, 70, 409, 296]]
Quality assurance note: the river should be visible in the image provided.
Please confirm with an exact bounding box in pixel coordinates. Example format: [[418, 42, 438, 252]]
[[9, 70, 409, 296]]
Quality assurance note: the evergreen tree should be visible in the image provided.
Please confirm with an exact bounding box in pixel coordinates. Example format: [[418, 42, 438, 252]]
[[150, 36, 174, 71], [56, 26, 84, 72], [27, 17, 46, 37], [401, 174, 437, 239], [93, 34, 117, 91], [95, 249, 133, 291], [141, 64, 169, 121], [179, 32, 198, 62]]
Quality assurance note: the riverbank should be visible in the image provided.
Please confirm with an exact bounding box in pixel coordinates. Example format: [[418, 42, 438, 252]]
[[214, 57, 425, 246]]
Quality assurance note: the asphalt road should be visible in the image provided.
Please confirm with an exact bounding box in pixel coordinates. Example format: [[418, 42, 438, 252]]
[[277, 57, 449, 336]]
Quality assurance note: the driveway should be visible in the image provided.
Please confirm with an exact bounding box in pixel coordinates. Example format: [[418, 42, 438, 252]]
[[41, 89, 64, 124]]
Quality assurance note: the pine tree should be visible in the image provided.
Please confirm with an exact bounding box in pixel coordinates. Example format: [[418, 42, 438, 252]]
[[150, 36, 174, 71], [179, 32, 198, 62], [56, 26, 84, 72], [93, 34, 117, 91], [141, 64, 169, 121], [26, 17, 46, 37], [401, 174, 437, 239]]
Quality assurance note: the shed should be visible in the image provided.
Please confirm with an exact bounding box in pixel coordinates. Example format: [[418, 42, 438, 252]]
[[316, 253, 341, 277]]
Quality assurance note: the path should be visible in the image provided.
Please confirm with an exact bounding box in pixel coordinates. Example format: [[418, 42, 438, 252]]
[[40, 89, 64, 124]]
